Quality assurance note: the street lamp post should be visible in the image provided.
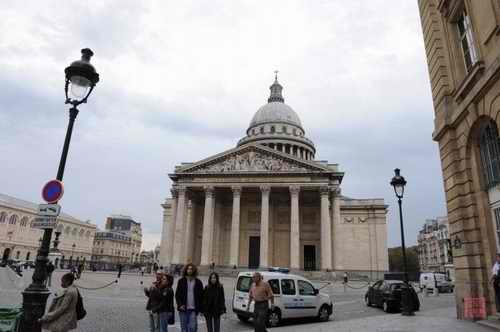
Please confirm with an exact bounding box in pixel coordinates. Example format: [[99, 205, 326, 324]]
[[69, 243, 76, 268], [390, 168, 414, 316], [20, 48, 99, 332]]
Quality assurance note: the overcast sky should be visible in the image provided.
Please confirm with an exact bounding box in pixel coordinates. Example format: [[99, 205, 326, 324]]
[[0, 0, 445, 251]]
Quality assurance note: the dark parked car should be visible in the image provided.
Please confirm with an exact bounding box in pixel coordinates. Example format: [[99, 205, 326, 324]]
[[365, 280, 420, 313]]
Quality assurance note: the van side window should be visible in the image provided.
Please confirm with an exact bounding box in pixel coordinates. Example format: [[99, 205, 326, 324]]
[[298, 280, 315, 296], [268, 279, 280, 295], [281, 279, 296, 295]]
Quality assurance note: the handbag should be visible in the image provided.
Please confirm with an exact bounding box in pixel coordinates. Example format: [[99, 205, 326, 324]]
[[168, 313, 175, 325]]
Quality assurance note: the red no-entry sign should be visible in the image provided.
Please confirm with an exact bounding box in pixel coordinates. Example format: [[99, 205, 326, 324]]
[[41, 180, 64, 204]]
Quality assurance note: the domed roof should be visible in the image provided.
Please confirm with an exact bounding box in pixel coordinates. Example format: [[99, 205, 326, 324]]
[[248, 75, 303, 128], [250, 102, 302, 128]]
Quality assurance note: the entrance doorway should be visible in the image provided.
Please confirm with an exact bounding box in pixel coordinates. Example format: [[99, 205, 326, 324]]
[[248, 236, 260, 269], [2, 248, 11, 262], [304, 245, 316, 271]]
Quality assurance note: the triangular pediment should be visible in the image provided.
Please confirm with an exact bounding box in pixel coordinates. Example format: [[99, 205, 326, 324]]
[[176, 144, 333, 174]]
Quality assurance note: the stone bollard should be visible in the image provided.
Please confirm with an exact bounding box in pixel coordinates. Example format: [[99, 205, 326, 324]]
[[423, 286, 428, 297], [433, 286, 439, 297]]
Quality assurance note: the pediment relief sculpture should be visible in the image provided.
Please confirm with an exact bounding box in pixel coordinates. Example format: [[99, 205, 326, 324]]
[[185, 151, 311, 173], [359, 217, 368, 223]]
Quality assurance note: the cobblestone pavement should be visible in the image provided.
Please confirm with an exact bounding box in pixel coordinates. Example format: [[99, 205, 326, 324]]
[[0, 269, 491, 331]]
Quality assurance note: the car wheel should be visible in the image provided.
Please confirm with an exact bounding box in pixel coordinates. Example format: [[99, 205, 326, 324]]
[[318, 305, 330, 322], [365, 296, 372, 307], [267, 308, 281, 327], [237, 314, 250, 323], [382, 301, 391, 313]]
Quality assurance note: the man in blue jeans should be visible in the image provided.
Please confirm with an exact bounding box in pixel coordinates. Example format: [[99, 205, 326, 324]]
[[175, 263, 204, 332]]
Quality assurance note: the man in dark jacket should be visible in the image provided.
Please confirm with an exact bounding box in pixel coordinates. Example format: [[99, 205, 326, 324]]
[[175, 263, 203, 332], [46, 261, 55, 287]]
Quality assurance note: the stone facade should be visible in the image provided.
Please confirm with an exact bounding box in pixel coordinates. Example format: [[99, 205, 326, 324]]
[[417, 217, 453, 273], [91, 215, 142, 267], [0, 193, 96, 264], [418, 0, 500, 318], [159, 77, 389, 278]]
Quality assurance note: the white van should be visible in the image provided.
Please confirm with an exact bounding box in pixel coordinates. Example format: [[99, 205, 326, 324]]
[[419, 272, 454, 293], [232, 271, 333, 327]]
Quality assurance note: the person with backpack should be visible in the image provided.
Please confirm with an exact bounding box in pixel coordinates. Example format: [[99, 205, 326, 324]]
[[39, 272, 83, 331], [202, 272, 226, 332], [153, 273, 175, 332]]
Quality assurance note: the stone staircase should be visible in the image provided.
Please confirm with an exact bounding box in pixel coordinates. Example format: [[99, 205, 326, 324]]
[[478, 312, 500, 330]]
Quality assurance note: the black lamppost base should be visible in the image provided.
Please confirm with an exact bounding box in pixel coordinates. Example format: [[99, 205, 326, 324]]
[[401, 285, 415, 316], [20, 288, 50, 332]]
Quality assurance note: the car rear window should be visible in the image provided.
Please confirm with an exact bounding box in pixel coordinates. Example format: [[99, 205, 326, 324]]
[[391, 283, 404, 290], [236, 276, 253, 292]]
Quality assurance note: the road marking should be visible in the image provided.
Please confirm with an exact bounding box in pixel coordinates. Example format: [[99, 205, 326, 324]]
[[334, 300, 361, 306]]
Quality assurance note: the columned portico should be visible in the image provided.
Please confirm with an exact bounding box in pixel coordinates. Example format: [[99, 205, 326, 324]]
[[320, 186, 332, 270], [290, 185, 300, 269], [230, 186, 241, 267], [260, 185, 270, 268], [201, 186, 215, 266], [171, 187, 187, 264]]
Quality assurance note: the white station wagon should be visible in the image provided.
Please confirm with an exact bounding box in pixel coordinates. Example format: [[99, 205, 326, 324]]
[[232, 271, 333, 327]]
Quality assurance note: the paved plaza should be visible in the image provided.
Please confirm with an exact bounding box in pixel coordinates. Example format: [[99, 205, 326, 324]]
[[0, 268, 492, 331]]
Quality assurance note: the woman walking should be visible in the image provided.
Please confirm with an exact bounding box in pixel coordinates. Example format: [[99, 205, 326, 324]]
[[155, 274, 175, 332], [202, 272, 226, 332]]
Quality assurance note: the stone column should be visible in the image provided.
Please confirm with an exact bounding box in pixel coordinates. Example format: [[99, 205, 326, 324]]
[[260, 185, 271, 268], [290, 185, 300, 270], [332, 188, 341, 270], [320, 186, 333, 270], [183, 200, 196, 263], [230, 186, 242, 267], [162, 189, 178, 266], [171, 187, 187, 264], [201, 186, 215, 266]]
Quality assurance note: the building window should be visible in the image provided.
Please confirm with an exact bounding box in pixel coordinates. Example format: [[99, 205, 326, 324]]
[[270, 126, 275, 133], [26, 252, 30, 261], [494, 208, 500, 248], [16, 251, 20, 259], [282, 126, 287, 133], [456, 7, 478, 72], [9, 215, 18, 225], [0, 212, 6, 223], [260, 127, 264, 134], [20, 217, 28, 227], [479, 121, 500, 188]]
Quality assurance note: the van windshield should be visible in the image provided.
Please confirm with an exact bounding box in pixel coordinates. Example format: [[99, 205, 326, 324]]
[[236, 276, 253, 293]]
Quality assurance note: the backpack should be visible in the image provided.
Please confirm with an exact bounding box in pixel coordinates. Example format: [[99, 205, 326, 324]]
[[76, 289, 86, 320]]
